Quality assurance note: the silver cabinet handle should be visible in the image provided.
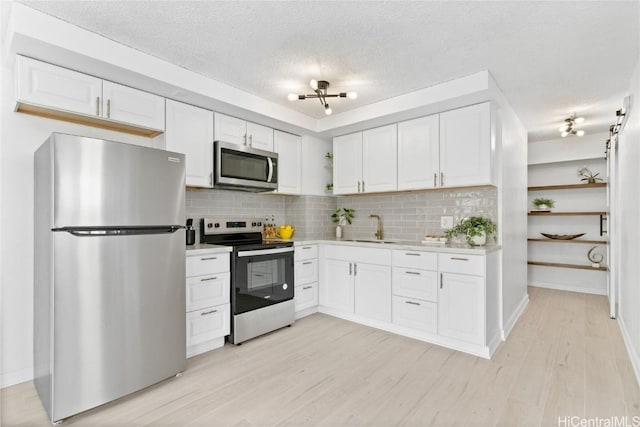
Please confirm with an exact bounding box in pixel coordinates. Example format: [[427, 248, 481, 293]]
[[200, 277, 217, 282], [451, 257, 469, 261], [354, 263, 357, 276], [441, 172, 444, 187], [96, 97, 100, 115], [201, 257, 217, 261], [440, 272, 443, 289], [405, 253, 421, 256], [302, 261, 313, 265], [405, 271, 421, 275], [433, 173, 437, 187], [405, 301, 420, 306], [107, 99, 111, 118], [362, 181, 365, 192], [357, 181, 361, 192], [243, 133, 247, 145], [349, 262, 352, 276], [302, 286, 313, 290], [249, 134, 253, 146], [302, 246, 313, 250], [200, 309, 218, 316]]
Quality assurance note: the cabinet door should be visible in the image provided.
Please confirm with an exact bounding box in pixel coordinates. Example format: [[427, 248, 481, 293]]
[[392, 296, 437, 334], [214, 113, 247, 145], [354, 263, 391, 322], [439, 103, 491, 188], [333, 132, 362, 195], [296, 259, 318, 286], [186, 272, 230, 312], [15, 56, 102, 117], [320, 258, 354, 313], [247, 122, 274, 151], [274, 131, 302, 194], [295, 283, 319, 312], [398, 115, 440, 190], [362, 124, 397, 193], [438, 273, 484, 345], [392, 267, 438, 303], [102, 81, 165, 130], [186, 303, 230, 348], [165, 100, 214, 188]]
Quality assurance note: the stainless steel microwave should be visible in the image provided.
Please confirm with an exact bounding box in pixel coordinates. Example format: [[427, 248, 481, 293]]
[[214, 140, 278, 192]]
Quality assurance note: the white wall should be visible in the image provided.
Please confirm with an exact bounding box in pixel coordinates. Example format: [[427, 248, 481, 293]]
[[617, 59, 640, 383], [0, 53, 163, 387]]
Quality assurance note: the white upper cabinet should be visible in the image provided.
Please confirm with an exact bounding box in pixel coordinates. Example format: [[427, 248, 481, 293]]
[[165, 100, 214, 188], [101, 81, 165, 131], [362, 124, 397, 193], [439, 102, 492, 188], [333, 124, 397, 195], [14, 56, 165, 136], [15, 56, 102, 117], [214, 113, 274, 151], [397, 115, 440, 190], [333, 132, 362, 195], [273, 130, 301, 194]]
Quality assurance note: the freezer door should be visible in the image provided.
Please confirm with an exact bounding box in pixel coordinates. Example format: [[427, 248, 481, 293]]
[[50, 229, 186, 422], [50, 133, 185, 227]]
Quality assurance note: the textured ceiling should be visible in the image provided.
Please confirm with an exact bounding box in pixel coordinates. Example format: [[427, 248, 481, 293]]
[[18, 1, 640, 141]]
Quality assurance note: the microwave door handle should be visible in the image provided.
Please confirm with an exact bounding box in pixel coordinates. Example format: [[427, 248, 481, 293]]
[[267, 157, 274, 183]]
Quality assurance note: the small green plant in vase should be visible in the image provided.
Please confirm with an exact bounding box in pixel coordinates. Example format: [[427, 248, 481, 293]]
[[532, 197, 555, 211], [577, 167, 603, 184], [331, 208, 355, 239], [445, 216, 497, 246]]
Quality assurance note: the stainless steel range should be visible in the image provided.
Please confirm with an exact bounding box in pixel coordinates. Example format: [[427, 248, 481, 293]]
[[200, 218, 294, 344]]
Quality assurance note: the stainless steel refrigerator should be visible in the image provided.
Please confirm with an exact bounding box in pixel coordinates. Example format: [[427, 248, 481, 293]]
[[34, 133, 186, 423]]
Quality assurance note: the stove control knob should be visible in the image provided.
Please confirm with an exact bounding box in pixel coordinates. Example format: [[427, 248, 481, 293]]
[[207, 223, 213, 228], [258, 222, 262, 226], [214, 223, 220, 228], [282, 283, 288, 290], [252, 222, 257, 227]]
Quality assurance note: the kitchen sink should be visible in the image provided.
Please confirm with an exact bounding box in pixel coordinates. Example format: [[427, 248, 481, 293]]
[[344, 239, 403, 244]]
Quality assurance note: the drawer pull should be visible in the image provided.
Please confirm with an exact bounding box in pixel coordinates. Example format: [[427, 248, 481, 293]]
[[200, 277, 218, 282], [405, 253, 421, 256], [405, 301, 420, 306], [200, 309, 218, 316], [302, 246, 313, 250], [349, 262, 353, 275], [201, 257, 217, 261], [302, 261, 313, 265], [302, 286, 313, 290], [450, 257, 469, 261], [405, 271, 421, 275], [440, 272, 443, 289]]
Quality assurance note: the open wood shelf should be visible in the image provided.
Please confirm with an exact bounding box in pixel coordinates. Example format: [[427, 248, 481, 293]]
[[528, 238, 608, 244], [528, 211, 607, 216], [528, 183, 607, 191], [527, 261, 608, 271]]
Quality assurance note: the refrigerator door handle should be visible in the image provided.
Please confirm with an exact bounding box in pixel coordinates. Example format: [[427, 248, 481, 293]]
[[53, 225, 184, 236]]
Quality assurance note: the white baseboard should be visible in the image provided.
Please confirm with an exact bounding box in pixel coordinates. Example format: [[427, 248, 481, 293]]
[[528, 281, 607, 296], [618, 317, 640, 388], [1, 367, 33, 389], [502, 293, 529, 340], [295, 306, 319, 320]]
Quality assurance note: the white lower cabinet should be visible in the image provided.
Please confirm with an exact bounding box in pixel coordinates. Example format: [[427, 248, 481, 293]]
[[392, 296, 437, 334], [320, 258, 354, 313], [186, 250, 231, 357], [354, 263, 391, 322], [294, 244, 319, 315], [438, 272, 484, 345]]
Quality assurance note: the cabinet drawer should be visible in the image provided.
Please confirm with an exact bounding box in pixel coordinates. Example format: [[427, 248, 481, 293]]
[[186, 253, 230, 277], [392, 250, 437, 270], [295, 282, 318, 312], [392, 267, 438, 302], [186, 303, 230, 347], [295, 258, 318, 285], [392, 296, 437, 334], [438, 253, 485, 276], [186, 272, 230, 312], [295, 244, 318, 261]]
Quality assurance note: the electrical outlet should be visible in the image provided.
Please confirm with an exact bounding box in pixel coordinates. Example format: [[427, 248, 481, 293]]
[[441, 216, 454, 229]]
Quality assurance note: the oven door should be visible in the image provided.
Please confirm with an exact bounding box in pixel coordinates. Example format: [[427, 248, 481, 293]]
[[214, 141, 278, 191], [233, 246, 294, 315]]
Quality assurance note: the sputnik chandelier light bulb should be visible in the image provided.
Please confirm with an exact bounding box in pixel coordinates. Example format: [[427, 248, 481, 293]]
[[288, 80, 357, 115], [559, 114, 585, 137]]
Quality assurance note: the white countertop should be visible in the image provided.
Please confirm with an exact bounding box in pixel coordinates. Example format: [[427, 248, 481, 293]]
[[185, 243, 233, 255]]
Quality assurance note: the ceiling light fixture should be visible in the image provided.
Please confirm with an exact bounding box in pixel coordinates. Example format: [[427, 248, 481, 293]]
[[559, 114, 585, 137], [288, 80, 357, 115]]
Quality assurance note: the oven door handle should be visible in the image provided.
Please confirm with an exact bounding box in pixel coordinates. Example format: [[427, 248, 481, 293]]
[[237, 247, 294, 257], [267, 157, 274, 183]]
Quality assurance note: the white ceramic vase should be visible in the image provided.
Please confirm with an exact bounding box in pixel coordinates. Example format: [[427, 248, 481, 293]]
[[471, 231, 487, 246], [336, 225, 342, 239]]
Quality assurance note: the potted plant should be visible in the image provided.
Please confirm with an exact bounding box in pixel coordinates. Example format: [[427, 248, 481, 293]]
[[445, 216, 497, 246], [532, 197, 555, 211], [577, 167, 603, 184], [331, 208, 355, 238]]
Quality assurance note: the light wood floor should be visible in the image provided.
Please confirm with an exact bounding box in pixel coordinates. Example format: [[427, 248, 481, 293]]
[[2, 287, 639, 426]]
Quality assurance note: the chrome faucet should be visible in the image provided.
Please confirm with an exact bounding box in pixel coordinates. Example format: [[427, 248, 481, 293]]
[[369, 214, 383, 240]]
